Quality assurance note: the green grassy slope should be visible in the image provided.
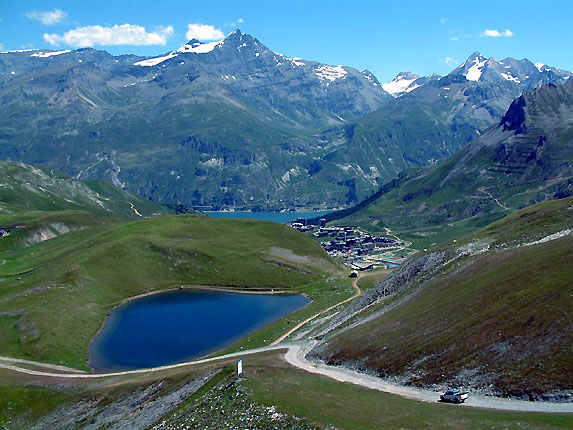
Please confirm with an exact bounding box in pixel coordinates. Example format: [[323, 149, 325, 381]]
[[0, 210, 106, 251], [0, 160, 170, 219], [319, 198, 573, 397], [0, 214, 339, 369]]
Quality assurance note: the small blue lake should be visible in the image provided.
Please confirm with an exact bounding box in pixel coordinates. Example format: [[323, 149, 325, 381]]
[[203, 210, 333, 224], [88, 289, 310, 371]]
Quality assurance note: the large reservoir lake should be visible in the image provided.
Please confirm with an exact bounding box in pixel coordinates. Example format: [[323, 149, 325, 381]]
[[88, 289, 310, 371], [204, 210, 333, 224]]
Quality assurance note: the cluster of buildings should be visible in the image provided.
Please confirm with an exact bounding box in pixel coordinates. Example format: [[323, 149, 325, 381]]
[[288, 218, 409, 270]]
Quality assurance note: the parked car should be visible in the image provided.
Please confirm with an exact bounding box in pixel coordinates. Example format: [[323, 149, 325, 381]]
[[440, 389, 468, 403]]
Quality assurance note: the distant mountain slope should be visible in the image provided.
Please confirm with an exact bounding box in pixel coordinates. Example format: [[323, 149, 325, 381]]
[[326, 79, 573, 245], [313, 198, 573, 399], [0, 30, 393, 209], [0, 161, 172, 249], [0, 161, 170, 219], [1, 41, 570, 209], [313, 53, 572, 208]]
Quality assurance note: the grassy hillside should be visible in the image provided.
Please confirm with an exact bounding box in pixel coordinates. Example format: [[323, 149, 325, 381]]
[[317, 198, 573, 397], [0, 214, 340, 369], [0, 160, 170, 219], [0, 210, 107, 251]]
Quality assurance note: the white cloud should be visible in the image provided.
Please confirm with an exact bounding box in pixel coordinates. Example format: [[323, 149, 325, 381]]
[[185, 23, 224, 41], [482, 29, 513, 38], [44, 24, 174, 47], [440, 17, 448, 25], [0, 42, 4, 51], [450, 36, 459, 41], [444, 56, 458, 66], [237, 18, 244, 24], [26, 9, 67, 26]]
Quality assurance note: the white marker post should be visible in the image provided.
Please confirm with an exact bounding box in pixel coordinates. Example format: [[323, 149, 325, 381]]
[[237, 358, 243, 376]]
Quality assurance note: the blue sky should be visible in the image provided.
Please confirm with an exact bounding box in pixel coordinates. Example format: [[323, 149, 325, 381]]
[[1, 0, 572, 82]]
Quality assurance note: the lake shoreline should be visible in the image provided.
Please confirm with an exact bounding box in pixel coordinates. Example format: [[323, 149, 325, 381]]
[[86, 285, 311, 372]]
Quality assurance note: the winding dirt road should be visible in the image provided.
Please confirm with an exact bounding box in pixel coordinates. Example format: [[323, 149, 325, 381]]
[[0, 344, 289, 379], [479, 189, 509, 210], [285, 342, 573, 413], [271, 273, 363, 345], [2, 341, 571, 413]]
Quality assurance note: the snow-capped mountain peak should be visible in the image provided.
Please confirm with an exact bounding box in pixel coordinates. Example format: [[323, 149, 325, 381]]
[[448, 52, 573, 91], [30, 50, 72, 58], [382, 72, 421, 97], [135, 31, 245, 67]]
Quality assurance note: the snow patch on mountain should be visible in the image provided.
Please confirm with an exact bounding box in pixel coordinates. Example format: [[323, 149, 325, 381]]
[[315, 65, 347, 82], [501, 72, 520, 83], [178, 39, 223, 54], [291, 57, 306, 67], [406, 83, 421, 92], [30, 50, 71, 58], [535, 62, 546, 72], [465, 55, 486, 81], [134, 52, 179, 67], [382, 77, 416, 95], [362, 73, 378, 86], [273, 52, 306, 68], [135, 39, 223, 67], [382, 73, 420, 97]]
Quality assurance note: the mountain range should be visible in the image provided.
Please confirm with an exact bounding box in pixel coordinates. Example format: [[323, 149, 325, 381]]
[[1, 31, 571, 209], [321, 78, 573, 248]]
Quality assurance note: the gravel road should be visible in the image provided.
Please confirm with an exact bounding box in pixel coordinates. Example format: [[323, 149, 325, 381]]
[[285, 342, 573, 413]]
